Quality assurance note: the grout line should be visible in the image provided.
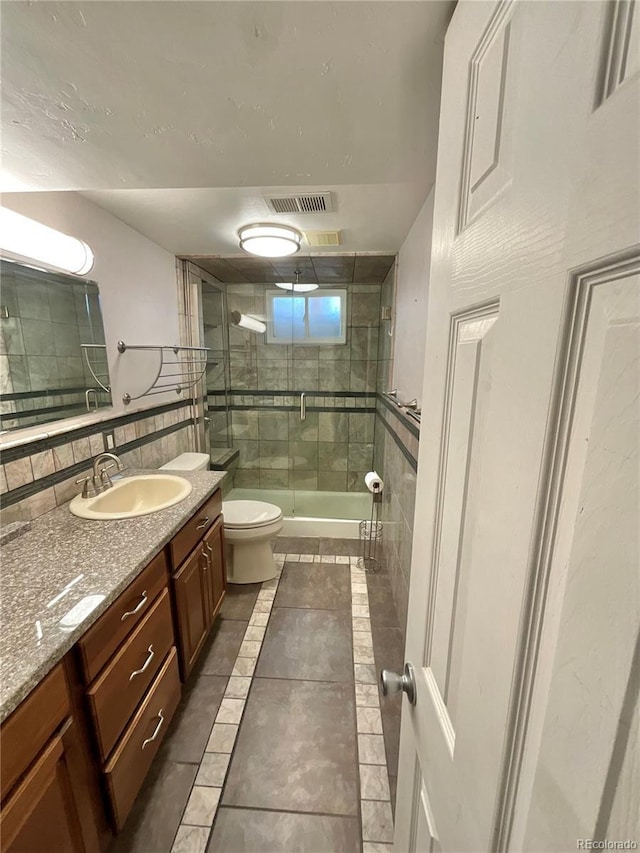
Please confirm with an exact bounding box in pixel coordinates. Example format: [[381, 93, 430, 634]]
[[219, 803, 360, 819]]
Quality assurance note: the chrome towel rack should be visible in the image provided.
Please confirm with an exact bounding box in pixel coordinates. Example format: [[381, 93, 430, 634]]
[[81, 344, 111, 393], [116, 341, 214, 405], [383, 389, 421, 422]]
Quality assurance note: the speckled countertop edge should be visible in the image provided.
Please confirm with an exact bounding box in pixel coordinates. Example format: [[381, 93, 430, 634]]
[[0, 469, 226, 722]]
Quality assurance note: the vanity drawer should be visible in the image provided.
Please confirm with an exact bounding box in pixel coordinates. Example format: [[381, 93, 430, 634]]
[[104, 647, 180, 831], [0, 664, 70, 801], [170, 489, 222, 569], [87, 588, 174, 762], [78, 549, 168, 683]]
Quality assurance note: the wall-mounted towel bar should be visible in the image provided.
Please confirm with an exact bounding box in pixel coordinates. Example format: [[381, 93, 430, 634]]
[[383, 389, 421, 422]]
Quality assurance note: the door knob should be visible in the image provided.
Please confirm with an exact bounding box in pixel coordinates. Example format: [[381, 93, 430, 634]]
[[380, 662, 417, 705]]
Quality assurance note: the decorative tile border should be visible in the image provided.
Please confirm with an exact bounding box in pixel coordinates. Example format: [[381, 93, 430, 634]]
[[351, 557, 395, 847], [170, 556, 285, 852]]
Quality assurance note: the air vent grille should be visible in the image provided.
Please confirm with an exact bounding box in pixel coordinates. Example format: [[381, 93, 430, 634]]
[[265, 192, 333, 214], [304, 230, 341, 247]]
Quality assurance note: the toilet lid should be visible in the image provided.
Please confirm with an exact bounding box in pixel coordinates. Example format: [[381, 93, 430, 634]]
[[222, 500, 283, 529]]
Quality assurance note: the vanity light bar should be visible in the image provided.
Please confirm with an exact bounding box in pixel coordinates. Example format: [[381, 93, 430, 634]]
[[0, 206, 94, 276]]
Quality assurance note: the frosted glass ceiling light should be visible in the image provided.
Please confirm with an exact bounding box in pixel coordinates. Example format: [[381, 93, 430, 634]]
[[275, 269, 318, 292], [238, 223, 302, 258], [0, 207, 94, 275]]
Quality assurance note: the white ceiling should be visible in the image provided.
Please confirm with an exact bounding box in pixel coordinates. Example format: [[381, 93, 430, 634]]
[[1, 1, 454, 254]]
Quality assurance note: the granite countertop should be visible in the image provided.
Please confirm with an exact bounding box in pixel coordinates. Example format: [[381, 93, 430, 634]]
[[0, 468, 226, 722]]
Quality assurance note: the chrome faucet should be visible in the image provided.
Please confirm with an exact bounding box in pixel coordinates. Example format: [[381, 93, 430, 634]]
[[75, 452, 126, 499], [93, 452, 125, 489]]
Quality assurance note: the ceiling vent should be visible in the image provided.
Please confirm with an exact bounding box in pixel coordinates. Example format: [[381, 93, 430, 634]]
[[264, 192, 333, 214], [304, 230, 341, 247]]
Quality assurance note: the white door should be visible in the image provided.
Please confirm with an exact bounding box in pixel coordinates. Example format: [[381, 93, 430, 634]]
[[394, 2, 639, 851]]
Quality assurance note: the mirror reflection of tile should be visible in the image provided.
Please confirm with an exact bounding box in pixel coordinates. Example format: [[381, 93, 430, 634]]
[[0, 259, 111, 431]]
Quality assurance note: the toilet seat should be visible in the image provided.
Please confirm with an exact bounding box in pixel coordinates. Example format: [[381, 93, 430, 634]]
[[222, 500, 283, 530]]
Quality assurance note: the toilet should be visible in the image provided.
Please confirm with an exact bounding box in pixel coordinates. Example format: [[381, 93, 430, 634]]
[[222, 500, 283, 584], [160, 453, 282, 584], [159, 452, 210, 473]]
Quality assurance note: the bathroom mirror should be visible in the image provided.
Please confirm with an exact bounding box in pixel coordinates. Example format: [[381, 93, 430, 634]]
[[0, 259, 111, 432]]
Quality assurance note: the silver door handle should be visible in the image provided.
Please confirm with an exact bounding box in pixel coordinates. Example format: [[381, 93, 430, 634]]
[[141, 709, 164, 749], [121, 590, 148, 621], [380, 663, 417, 705], [202, 547, 210, 571], [196, 516, 210, 530], [129, 645, 155, 680], [300, 392, 306, 421]]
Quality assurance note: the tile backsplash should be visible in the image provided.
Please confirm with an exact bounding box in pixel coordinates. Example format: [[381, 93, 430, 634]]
[[0, 400, 195, 524], [373, 395, 419, 634]]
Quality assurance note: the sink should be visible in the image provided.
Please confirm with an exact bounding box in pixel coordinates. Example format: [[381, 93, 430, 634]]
[[69, 474, 193, 520]]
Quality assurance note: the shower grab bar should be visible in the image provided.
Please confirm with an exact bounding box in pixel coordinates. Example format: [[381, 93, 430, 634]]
[[300, 392, 306, 422]]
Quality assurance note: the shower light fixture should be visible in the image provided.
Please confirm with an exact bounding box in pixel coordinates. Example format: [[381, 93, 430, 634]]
[[238, 223, 302, 257], [275, 269, 318, 293], [0, 206, 94, 275], [230, 310, 266, 334]]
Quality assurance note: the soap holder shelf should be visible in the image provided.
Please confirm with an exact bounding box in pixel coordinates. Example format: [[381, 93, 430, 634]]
[[116, 341, 214, 405]]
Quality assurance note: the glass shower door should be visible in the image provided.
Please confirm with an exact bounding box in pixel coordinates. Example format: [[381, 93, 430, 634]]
[[200, 281, 231, 466]]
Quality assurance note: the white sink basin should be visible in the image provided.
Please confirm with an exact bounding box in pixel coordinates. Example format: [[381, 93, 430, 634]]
[[69, 474, 192, 520]]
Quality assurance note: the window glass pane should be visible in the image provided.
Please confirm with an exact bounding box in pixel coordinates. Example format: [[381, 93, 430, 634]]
[[272, 295, 306, 340], [308, 295, 342, 339]]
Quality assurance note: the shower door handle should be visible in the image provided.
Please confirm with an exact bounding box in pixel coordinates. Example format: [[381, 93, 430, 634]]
[[300, 392, 306, 422]]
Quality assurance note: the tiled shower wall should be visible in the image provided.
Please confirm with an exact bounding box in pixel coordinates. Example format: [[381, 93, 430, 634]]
[[0, 401, 195, 524], [220, 284, 382, 492], [373, 397, 419, 635]]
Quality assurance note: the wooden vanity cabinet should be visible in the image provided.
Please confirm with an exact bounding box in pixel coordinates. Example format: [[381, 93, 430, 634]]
[[0, 485, 226, 847], [172, 545, 210, 678], [0, 665, 100, 853], [172, 509, 226, 681]]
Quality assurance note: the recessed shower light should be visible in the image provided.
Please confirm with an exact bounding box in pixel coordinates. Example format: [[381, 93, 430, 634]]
[[238, 223, 302, 258]]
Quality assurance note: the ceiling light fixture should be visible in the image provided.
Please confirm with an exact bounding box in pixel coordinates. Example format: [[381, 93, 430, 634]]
[[275, 270, 318, 293], [230, 310, 266, 334], [0, 206, 94, 275], [238, 223, 302, 258]]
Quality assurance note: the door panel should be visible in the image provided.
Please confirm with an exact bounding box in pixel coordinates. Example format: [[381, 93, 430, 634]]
[[516, 262, 640, 851], [396, 1, 639, 851]]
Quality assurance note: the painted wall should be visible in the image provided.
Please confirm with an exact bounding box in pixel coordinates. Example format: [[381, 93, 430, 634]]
[[2, 191, 180, 426], [392, 189, 434, 405]]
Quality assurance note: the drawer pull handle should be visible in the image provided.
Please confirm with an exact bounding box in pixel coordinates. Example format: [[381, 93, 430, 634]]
[[129, 645, 155, 681], [141, 709, 164, 750], [121, 590, 148, 621], [202, 548, 210, 571], [196, 517, 210, 530]]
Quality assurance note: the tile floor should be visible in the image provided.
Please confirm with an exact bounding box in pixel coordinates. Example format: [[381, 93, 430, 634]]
[[111, 537, 403, 853]]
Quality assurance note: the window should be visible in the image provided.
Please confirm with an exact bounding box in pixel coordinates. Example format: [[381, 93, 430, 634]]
[[265, 289, 347, 344]]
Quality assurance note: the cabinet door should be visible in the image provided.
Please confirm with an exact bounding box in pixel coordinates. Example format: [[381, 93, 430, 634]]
[[203, 516, 226, 622], [1, 722, 85, 853], [171, 547, 208, 680]]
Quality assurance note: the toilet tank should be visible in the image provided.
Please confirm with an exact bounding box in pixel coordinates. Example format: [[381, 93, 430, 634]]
[[159, 452, 210, 472]]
